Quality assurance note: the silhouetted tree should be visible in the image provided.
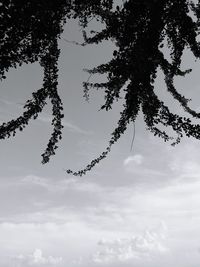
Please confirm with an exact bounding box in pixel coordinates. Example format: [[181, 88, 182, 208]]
[[0, 0, 113, 164], [1, 1, 200, 176]]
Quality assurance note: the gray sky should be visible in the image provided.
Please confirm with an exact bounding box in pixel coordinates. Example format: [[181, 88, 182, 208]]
[[1, 14, 200, 267]]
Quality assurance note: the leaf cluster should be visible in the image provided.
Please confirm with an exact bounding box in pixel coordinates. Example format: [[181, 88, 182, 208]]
[[0, 0, 112, 164], [1, 1, 200, 175], [67, 0, 200, 175]]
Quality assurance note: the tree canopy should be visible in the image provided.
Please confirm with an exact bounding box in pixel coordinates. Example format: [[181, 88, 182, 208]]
[[1, 0, 200, 176]]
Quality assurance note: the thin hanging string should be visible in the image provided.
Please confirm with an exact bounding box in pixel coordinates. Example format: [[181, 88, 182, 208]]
[[63, 37, 86, 46], [130, 122, 135, 152]]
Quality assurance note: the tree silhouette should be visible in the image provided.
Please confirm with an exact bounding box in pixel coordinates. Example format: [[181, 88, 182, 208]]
[[0, 0, 113, 164], [1, 1, 200, 176]]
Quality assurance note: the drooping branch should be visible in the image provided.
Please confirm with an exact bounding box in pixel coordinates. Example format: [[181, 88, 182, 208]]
[[0, 87, 47, 139], [66, 0, 200, 176], [2, 1, 200, 176], [0, 0, 116, 165], [40, 39, 64, 163]]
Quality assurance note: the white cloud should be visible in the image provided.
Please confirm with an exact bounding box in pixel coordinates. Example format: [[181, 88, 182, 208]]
[[13, 249, 62, 266], [91, 222, 168, 264], [1, 175, 200, 267], [21, 175, 103, 194], [123, 155, 144, 166], [123, 154, 166, 181], [169, 157, 200, 180], [2, 136, 200, 267], [22, 175, 49, 188]]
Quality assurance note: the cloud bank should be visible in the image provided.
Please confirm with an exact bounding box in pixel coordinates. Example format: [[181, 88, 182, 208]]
[[91, 222, 168, 265], [13, 249, 62, 266]]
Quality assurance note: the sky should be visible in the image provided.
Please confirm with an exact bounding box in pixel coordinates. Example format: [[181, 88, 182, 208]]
[[1, 7, 200, 267]]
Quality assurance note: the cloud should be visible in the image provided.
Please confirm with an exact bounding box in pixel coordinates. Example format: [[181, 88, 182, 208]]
[[22, 175, 49, 188], [123, 155, 144, 166], [1, 173, 200, 267], [91, 222, 168, 265], [13, 249, 62, 266], [21, 175, 103, 194], [168, 141, 200, 181], [123, 154, 166, 182], [37, 115, 92, 135]]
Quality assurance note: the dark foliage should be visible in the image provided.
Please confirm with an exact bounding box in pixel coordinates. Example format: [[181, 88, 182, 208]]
[[66, 0, 200, 176], [0, 0, 112, 164], [1, 0, 200, 176]]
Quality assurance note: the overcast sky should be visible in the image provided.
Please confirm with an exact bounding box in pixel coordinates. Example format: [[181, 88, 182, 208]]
[[1, 12, 200, 267]]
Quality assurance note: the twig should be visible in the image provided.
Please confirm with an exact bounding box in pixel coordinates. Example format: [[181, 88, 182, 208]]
[[63, 38, 86, 46], [130, 122, 135, 152]]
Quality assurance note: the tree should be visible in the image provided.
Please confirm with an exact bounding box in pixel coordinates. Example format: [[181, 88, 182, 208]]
[[1, 0, 200, 176], [0, 0, 113, 164]]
